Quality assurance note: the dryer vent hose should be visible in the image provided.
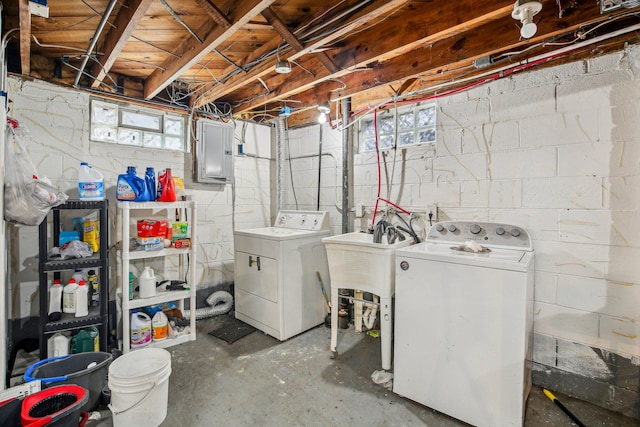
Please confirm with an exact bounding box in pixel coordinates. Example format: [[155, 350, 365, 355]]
[[183, 290, 234, 320]]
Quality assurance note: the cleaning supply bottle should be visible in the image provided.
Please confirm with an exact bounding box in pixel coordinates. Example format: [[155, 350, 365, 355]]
[[152, 311, 168, 341], [47, 333, 70, 358], [72, 269, 84, 284], [87, 269, 99, 306], [138, 266, 156, 299], [48, 279, 63, 316], [157, 168, 176, 202], [117, 166, 151, 201], [62, 278, 78, 314], [78, 162, 104, 200], [145, 167, 156, 201], [71, 326, 99, 353], [75, 280, 89, 317], [130, 311, 152, 348]]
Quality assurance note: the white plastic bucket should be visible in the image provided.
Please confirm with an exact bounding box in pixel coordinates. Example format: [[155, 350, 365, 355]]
[[108, 348, 172, 427]]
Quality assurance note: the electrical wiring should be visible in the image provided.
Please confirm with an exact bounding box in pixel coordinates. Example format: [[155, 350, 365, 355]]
[[159, 0, 203, 43]]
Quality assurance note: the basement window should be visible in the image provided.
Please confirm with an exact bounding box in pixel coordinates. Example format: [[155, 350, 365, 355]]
[[359, 102, 436, 152], [90, 99, 186, 151]]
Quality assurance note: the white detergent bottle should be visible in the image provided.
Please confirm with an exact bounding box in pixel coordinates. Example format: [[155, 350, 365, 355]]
[[78, 162, 104, 200], [75, 280, 89, 317], [47, 333, 69, 358], [62, 278, 78, 314], [48, 278, 63, 315], [138, 266, 156, 299]]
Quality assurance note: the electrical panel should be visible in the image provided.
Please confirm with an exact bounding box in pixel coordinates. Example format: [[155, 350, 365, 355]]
[[195, 119, 234, 184]]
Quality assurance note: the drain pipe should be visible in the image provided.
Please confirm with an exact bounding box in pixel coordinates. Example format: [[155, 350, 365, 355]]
[[341, 98, 351, 234], [73, 0, 117, 87]]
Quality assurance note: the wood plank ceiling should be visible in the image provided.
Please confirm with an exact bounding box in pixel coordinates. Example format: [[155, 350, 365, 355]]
[[4, 0, 640, 126]]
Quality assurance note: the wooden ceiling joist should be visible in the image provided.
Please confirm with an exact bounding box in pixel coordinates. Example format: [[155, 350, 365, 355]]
[[19, 0, 31, 75], [89, 0, 154, 89], [232, 0, 607, 113], [144, 0, 276, 100], [261, 6, 338, 74], [195, 0, 232, 29], [192, 0, 411, 108]]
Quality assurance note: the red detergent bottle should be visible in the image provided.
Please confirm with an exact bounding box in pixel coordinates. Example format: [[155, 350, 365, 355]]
[[157, 168, 177, 202]]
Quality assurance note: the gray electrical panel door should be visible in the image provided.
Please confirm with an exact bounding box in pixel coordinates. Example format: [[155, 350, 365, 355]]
[[196, 119, 234, 184]]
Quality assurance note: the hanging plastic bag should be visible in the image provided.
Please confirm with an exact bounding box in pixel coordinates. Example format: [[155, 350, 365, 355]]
[[4, 119, 68, 226]]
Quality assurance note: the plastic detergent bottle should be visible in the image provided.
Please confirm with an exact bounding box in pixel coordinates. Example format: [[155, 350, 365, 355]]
[[62, 278, 78, 314], [47, 333, 69, 358], [156, 168, 176, 202], [131, 311, 152, 348], [78, 162, 104, 200], [48, 279, 63, 316], [152, 311, 169, 341], [117, 166, 151, 201], [87, 269, 99, 306], [138, 266, 156, 299], [145, 167, 156, 201], [72, 269, 84, 284], [75, 280, 89, 317], [72, 326, 99, 353]]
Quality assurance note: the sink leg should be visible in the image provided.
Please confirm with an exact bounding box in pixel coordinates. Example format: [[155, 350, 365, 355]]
[[380, 296, 392, 370]]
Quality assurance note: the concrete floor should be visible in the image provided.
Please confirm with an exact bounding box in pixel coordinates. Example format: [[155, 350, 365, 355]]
[[148, 315, 638, 427]]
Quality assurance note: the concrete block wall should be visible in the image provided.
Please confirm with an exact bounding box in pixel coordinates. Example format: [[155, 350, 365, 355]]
[[5, 77, 272, 319], [282, 45, 640, 417]]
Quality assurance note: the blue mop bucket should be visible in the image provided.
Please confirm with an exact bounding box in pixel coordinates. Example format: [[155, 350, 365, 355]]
[[24, 353, 112, 411]]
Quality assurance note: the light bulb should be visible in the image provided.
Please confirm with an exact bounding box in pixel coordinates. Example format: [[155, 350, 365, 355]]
[[318, 113, 327, 124]]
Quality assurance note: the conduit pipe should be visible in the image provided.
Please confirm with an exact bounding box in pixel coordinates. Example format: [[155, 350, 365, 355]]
[[341, 97, 351, 234], [73, 0, 117, 87]]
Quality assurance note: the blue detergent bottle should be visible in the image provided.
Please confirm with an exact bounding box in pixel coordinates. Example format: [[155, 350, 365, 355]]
[[116, 166, 151, 201], [145, 167, 156, 201]]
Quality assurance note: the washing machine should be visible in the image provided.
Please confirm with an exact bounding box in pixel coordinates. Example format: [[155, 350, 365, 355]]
[[234, 210, 330, 341], [393, 221, 534, 427]]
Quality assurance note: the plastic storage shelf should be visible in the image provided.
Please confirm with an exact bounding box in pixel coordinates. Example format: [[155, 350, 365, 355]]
[[38, 199, 110, 360], [117, 201, 197, 353]]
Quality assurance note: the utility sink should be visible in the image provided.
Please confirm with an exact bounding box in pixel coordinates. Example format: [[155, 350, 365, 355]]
[[322, 231, 414, 371], [322, 231, 413, 296]]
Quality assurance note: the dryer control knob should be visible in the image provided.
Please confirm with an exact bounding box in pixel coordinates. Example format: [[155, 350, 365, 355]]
[[448, 224, 457, 232], [470, 224, 481, 235], [496, 227, 505, 236], [511, 228, 521, 237], [436, 224, 445, 232]]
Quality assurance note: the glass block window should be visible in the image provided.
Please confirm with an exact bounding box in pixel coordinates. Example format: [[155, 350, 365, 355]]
[[359, 102, 436, 152], [90, 98, 187, 151]]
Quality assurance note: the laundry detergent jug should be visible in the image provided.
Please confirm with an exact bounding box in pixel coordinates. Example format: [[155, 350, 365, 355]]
[[156, 168, 176, 202], [138, 266, 156, 299], [116, 166, 151, 201], [130, 311, 152, 348]]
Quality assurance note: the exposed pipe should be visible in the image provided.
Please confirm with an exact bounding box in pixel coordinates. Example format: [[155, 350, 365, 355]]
[[317, 125, 323, 210], [341, 97, 351, 234], [73, 0, 118, 87]]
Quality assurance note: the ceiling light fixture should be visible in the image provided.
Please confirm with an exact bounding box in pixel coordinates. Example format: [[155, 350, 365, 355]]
[[511, 0, 542, 39], [317, 103, 330, 114], [275, 59, 292, 74], [317, 102, 330, 124]]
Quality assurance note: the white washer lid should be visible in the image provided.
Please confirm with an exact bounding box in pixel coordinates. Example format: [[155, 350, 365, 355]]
[[396, 242, 533, 272], [235, 227, 330, 241]]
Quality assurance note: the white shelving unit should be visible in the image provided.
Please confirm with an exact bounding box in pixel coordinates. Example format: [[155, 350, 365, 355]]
[[117, 201, 197, 353]]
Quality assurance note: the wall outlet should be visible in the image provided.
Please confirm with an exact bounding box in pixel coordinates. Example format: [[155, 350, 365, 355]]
[[427, 203, 438, 222]]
